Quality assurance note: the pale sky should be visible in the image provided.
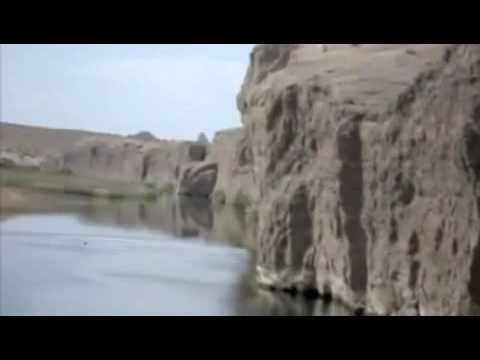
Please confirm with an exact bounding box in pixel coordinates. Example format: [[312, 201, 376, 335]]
[[1, 44, 255, 141]]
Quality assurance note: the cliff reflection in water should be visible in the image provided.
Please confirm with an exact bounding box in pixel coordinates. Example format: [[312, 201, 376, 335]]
[[73, 195, 345, 315], [4, 191, 479, 315], [64, 196, 480, 315], [76, 196, 251, 249]]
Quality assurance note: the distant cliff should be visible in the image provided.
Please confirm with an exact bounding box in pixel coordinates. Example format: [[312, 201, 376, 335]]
[[0, 123, 211, 192]]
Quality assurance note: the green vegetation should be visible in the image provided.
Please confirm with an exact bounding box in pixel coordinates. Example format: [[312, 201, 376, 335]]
[[0, 167, 173, 200]]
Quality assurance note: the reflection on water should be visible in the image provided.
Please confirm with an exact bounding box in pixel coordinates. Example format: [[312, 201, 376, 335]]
[[76, 196, 250, 249], [2, 193, 480, 315], [0, 193, 351, 316]]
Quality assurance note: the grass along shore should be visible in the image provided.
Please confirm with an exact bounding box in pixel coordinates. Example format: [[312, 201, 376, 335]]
[[0, 186, 89, 218], [0, 167, 173, 201]]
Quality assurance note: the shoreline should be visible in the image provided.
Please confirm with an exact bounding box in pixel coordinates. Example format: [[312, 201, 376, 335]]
[[0, 167, 173, 202]]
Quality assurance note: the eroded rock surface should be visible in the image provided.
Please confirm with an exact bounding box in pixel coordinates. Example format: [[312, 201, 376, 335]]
[[61, 137, 207, 189], [177, 162, 218, 198], [238, 44, 480, 315], [208, 128, 258, 208], [0, 122, 212, 192]]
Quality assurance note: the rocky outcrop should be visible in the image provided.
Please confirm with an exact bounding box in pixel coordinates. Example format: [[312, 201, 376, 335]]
[[62, 137, 146, 182], [142, 141, 205, 186], [61, 137, 208, 189], [1, 120, 255, 209], [238, 44, 480, 315], [169, 127, 258, 207], [208, 128, 258, 208], [0, 122, 213, 191], [177, 162, 218, 198]]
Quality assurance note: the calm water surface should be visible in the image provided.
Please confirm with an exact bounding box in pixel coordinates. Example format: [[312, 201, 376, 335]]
[[0, 194, 350, 316]]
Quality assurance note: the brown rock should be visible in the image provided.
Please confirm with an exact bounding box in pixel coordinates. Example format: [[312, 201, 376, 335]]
[[59, 136, 208, 189], [177, 162, 218, 198], [238, 44, 480, 315], [62, 137, 145, 182], [208, 128, 258, 208]]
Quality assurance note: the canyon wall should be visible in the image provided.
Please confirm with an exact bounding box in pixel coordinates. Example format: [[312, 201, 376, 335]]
[[0, 122, 254, 202], [175, 127, 258, 208], [1, 120, 256, 209], [237, 44, 480, 315], [0, 123, 213, 193], [61, 136, 207, 189], [207, 128, 258, 207]]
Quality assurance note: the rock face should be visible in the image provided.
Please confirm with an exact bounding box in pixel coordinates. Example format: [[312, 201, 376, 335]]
[[177, 162, 218, 198], [142, 141, 205, 186], [172, 127, 257, 206], [62, 137, 146, 182], [237, 44, 480, 315], [0, 122, 214, 191], [208, 128, 258, 207], [62, 137, 208, 188]]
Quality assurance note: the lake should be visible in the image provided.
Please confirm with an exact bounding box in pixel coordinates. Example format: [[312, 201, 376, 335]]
[[0, 193, 350, 316]]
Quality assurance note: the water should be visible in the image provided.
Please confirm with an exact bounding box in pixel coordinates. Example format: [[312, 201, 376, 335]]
[[0, 194, 350, 316]]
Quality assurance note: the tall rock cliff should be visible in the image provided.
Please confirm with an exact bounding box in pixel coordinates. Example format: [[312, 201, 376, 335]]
[[237, 44, 480, 315]]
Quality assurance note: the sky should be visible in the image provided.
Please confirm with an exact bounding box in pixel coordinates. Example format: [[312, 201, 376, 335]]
[[1, 44, 255, 141]]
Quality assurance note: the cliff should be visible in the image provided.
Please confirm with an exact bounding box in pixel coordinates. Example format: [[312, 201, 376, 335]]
[[237, 44, 480, 315], [61, 137, 207, 189], [208, 128, 258, 208], [1, 121, 254, 204]]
